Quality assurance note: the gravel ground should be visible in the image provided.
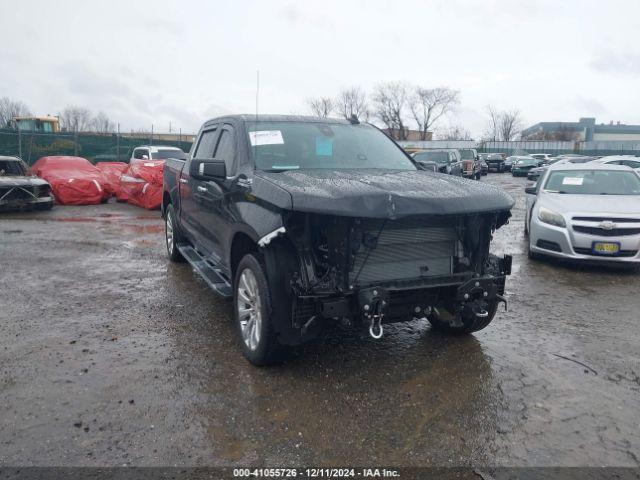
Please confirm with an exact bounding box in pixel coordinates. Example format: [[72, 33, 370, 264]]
[[0, 174, 639, 467]]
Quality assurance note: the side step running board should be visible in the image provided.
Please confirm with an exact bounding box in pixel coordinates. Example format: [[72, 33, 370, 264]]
[[178, 245, 233, 298]]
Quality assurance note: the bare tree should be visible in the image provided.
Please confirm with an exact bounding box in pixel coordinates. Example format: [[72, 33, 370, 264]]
[[410, 87, 459, 140], [90, 111, 115, 134], [335, 86, 369, 122], [438, 125, 473, 141], [371, 81, 409, 140], [59, 106, 92, 132], [499, 109, 523, 141], [483, 105, 500, 141], [0, 97, 31, 128], [483, 106, 523, 141], [307, 97, 334, 118]]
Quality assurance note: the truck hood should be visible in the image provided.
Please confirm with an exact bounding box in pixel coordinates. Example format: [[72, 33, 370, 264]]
[[0, 176, 49, 187], [252, 169, 514, 219]]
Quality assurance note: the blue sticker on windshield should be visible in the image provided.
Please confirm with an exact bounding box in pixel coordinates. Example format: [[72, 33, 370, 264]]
[[316, 137, 333, 156]]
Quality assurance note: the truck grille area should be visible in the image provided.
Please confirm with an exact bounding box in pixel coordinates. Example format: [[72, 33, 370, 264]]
[[350, 218, 458, 285]]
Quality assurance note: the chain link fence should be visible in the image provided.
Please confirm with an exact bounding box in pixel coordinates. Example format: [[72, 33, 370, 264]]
[[0, 129, 193, 165]]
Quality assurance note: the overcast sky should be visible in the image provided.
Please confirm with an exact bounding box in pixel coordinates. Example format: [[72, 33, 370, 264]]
[[1, 0, 639, 137]]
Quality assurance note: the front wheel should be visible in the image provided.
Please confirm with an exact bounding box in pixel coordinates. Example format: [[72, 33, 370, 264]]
[[234, 254, 286, 366]]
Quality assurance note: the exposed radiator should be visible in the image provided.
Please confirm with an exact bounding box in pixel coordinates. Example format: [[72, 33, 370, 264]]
[[350, 218, 458, 285]]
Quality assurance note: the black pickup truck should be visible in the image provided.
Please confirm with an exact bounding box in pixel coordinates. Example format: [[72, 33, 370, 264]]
[[162, 115, 514, 365]]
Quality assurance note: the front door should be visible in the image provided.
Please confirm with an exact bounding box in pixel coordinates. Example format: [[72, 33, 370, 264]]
[[195, 124, 237, 264], [179, 126, 220, 254]]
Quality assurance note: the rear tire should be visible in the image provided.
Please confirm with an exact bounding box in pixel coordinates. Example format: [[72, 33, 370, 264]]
[[234, 253, 287, 366], [428, 301, 498, 334], [165, 204, 185, 263]]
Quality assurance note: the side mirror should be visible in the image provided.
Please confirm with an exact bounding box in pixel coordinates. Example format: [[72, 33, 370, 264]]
[[525, 185, 538, 195], [190, 159, 226, 179]]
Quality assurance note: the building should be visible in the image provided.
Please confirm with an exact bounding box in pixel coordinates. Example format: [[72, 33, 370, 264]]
[[381, 128, 433, 141], [522, 117, 640, 142], [11, 115, 60, 133]]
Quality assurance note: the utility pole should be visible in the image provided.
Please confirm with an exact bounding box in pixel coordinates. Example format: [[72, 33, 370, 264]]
[[150, 124, 153, 146], [116, 123, 120, 161]]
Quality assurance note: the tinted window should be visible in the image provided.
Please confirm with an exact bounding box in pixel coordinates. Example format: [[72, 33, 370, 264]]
[[133, 149, 149, 159], [247, 122, 416, 172], [459, 149, 475, 160], [152, 149, 186, 160], [544, 170, 640, 195], [214, 128, 236, 172], [194, 129, 218, 158]]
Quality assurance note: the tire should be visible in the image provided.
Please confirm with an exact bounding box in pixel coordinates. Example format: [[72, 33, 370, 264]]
[[165, 204, 185, 263], [234, 253, 286, 366], [527, 236, 540, 260], [475, 171, 481, 180], [428, 301, 499, 334]]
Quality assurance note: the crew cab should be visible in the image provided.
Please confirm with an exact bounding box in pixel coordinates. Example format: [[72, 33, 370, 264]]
[[411, 149, 463, 176], [0, 156, 53, 211], [162, 115, 514, 365]]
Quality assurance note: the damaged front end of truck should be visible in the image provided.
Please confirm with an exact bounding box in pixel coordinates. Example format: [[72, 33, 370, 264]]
[[253, 170, 514, 344]]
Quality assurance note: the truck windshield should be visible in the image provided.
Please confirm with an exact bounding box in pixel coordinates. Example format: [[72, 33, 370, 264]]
[[0, 160, 27, 176], [246, 122, 416, 172], [544, 170, 640, 195], [413, 151, 450, 164], [459, 150, 475, 159], [152, 149, 186, 160]]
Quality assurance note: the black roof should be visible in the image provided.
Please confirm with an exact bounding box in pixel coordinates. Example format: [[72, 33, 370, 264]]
[[203, 114, 351, 128]]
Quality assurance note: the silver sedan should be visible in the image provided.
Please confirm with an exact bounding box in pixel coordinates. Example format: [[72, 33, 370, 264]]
[[524, 163, 640, 265]]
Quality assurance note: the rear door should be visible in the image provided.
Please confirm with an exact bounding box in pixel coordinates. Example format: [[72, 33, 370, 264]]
[[179, 126, 220, 253]]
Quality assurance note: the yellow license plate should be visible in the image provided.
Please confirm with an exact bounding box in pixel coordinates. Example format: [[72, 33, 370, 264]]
[[592, 242, 620, 255]]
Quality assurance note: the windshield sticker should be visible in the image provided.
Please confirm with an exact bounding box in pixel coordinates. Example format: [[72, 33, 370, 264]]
[[249, 130, 284, 146], [315, 137, 333, 156], [562, 177, 584, 186]]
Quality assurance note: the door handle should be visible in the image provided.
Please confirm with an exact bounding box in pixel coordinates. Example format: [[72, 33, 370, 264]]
[[197, 186, 207, 193], [179, 178, 188, 184]]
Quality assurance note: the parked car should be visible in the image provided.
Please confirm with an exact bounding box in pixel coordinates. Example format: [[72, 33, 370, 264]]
[[459, 148, 482, 180], [480, 160, 488, 176], [412, 149, 463, 176], [0, 156, 53, 211], [527, 158, 561, 181], [485, 153, 507, 172], [162, 115, 514, 365], [525, 163, 640, 265], [504, 156, 516, 171], [130, 145, 187, 162], [31, 156, 111, 205], [511, 157, 539, 177], [590, 155, 640, 172], [530, 153, 553, 164]]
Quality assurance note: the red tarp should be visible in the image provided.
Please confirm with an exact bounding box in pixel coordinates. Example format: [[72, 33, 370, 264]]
[[96, 162, 128, 197], [31, 156, 110, 205], [117, 159, 165, 210]]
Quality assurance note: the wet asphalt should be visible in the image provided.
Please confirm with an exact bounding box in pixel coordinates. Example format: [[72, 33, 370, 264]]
[[0, 173, 639, 468]]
